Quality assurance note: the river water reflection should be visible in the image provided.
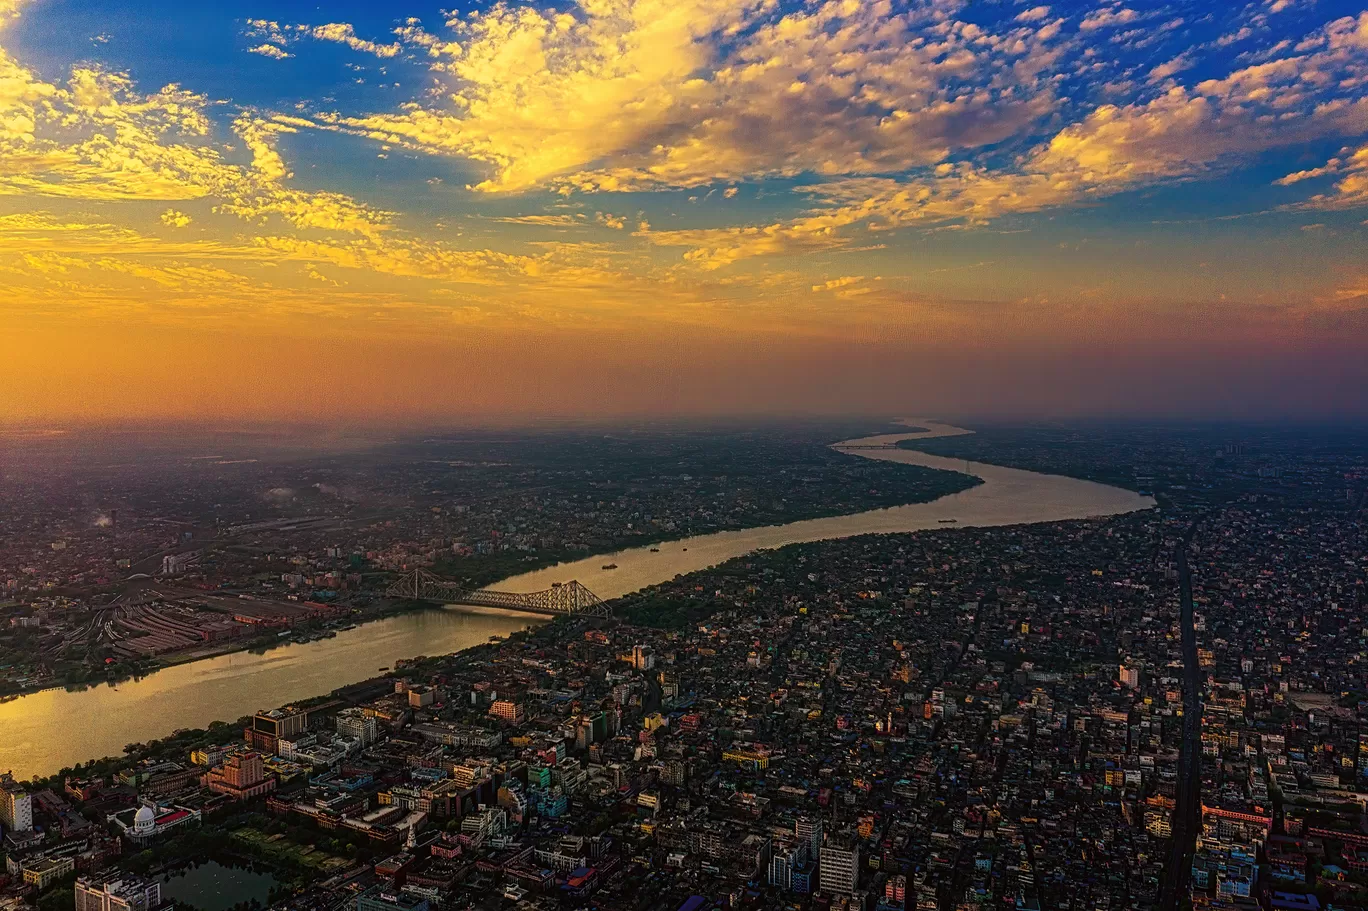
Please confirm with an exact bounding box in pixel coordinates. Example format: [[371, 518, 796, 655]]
[[496, 421, 1155, 599], [2, 421, 1153, 779], [0, 607, 544, 780]]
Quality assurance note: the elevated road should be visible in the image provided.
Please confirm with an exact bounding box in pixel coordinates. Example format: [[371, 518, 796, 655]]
[[1160, 522, 1202, 911]]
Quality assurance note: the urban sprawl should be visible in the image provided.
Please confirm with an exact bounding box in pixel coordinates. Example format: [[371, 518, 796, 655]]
[[0, 423, 1366, 911]]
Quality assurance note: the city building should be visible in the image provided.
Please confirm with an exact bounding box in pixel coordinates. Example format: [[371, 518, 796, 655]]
[[22, 855, 75, 890], [206, 751, 276, 799], [355, 885, 430, 911], [74, 876, 164, 911], [16, 422, 1368, 911], [488, 700, 524, 723], [246, 707, 309, 753], [278, 732, 357, 768], [109, 802, 201, 845], [336, 707, 380, 746], [768, 840, 811, 892], [796, 816, 823, 859], [0, 776, 33, 833], [819, 841, 860, 896]]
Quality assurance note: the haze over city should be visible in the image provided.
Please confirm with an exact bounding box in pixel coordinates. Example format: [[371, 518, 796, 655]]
[[5, 4, 1368, 911], [3, 0, 1368, 422]]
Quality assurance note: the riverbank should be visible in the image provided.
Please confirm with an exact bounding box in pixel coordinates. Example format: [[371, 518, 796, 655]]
[[1, 431, 977, 701], [489, 420, 1154, 601], [0, 599, 453, 703], [1, 420, 1155, 780], [0, 605, 546, 782]]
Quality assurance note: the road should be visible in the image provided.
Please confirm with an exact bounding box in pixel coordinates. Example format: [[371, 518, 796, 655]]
[[1160, 522, 1202, 911]]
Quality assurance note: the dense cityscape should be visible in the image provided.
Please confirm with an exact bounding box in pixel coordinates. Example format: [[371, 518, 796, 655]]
[[0, 420, 1364, 911], [0, 424, 974, 694], [5, 0, 1368, 908]]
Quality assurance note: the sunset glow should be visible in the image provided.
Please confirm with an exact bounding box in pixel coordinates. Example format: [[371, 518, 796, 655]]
[[3, 0, 1368, 421]]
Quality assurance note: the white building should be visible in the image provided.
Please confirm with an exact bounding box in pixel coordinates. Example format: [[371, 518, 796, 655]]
[[0, 783, 32, 833], [460, 806, 508, 845], [819, 842, 860, 896], [278, 732, 358, 768], [109, 802, 200, 845], [159, 552, 199, 575], [74, 877, 163, 911], [796, 815, 823, 859], [336, 707, 380, 746]]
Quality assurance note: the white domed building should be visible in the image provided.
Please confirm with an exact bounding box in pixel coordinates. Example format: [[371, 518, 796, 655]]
[[109, 801, 200, 845]]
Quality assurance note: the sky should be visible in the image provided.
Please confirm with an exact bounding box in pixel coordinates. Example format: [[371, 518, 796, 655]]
[[2, 0, 1367, 424]]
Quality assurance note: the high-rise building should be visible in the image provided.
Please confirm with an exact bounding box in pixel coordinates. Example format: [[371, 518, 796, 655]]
[[206, 752, 275, 800], [336, 707, 379, 746], [796, 815, 823, 860], [819, 841, 860, 896], [589, 711, 609, 742], [1119, 661, 1141, 688], [768, 840, 811, 891], [489, 700, 524, 723], [661, 759, 687, 787], [74, 877, 163, 911], [246, 707, 308, 753], [1, 777, 33, 833]]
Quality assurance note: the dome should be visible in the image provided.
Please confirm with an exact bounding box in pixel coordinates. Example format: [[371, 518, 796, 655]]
[[134, 806, 156, 832]]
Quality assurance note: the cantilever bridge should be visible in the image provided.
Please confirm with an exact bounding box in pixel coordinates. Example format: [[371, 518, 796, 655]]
[[385, 569, 610, 619]]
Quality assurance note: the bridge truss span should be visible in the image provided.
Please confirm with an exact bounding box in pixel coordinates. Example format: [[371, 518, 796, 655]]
[[385, 569, 610, 619]]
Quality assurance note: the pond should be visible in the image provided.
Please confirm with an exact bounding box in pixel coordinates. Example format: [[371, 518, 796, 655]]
[[159, 860, 279, 911]]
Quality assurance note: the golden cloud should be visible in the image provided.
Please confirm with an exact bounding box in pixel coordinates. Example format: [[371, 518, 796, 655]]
[[3, 0, 1367, 351], [642, 11, 1368, 267], [1281, 144, 1368, 209], [324, 0, 1067, 193], [492, 214, 585, 228], [244, 19, 400, 58], [1080, 6, 1142, 32], [0, 0, 27, 28], [307, 23, 401, 58], [248, 44, 293, 60]]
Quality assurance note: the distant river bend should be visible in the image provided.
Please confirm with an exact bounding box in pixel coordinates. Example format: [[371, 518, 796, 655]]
[[0, 420, 1154, 779], [495, 419, 1155, 599]]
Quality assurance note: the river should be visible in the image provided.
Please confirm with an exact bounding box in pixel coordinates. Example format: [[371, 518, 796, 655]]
[[0, 421, 1154, 780], [496, 421, 1153, 599], [0, 608, 546, 781]]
